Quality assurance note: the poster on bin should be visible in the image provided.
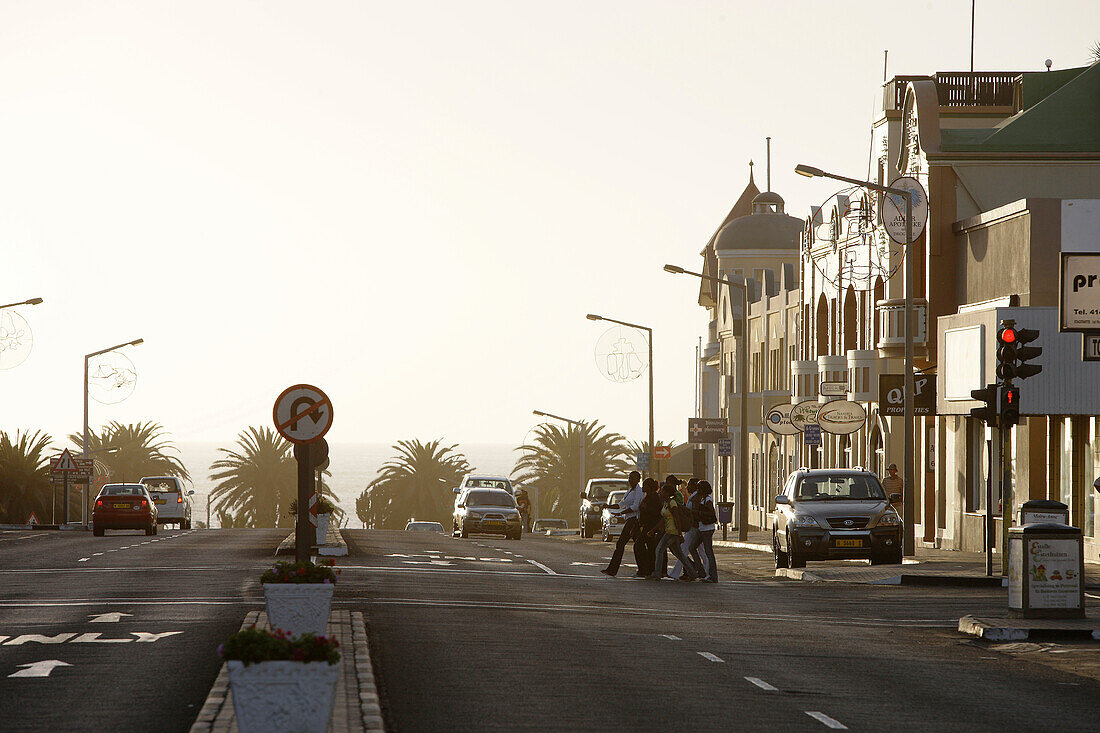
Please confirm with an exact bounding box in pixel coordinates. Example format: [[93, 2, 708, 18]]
[[1027, 538, 1080, 608]]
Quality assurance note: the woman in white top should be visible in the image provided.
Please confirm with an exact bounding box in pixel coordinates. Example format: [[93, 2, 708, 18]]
[[685, 480, 718, 583]]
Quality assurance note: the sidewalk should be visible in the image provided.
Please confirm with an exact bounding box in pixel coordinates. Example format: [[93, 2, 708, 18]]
[[276, 526, 349, 557], [189, 609, 384, 732]]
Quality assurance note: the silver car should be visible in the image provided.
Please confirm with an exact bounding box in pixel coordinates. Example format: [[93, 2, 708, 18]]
[[453, 489, 523, 540], [600, 490, 628, 542], [772, 468, 902, 568]]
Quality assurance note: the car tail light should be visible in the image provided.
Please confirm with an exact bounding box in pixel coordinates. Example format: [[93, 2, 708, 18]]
[[96, 499, 103, 507], [141, 499, 148, 507], [177, 495, 183, 503]]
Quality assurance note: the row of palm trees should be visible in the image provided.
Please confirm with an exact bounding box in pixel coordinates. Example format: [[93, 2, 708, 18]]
[[356, 420, 673, 530]]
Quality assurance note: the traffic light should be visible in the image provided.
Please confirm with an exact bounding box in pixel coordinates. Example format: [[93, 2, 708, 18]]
[[996, 324, 1018, 380], [1000, 385, 1020, 427], [970, 384, 998, 426], [1013, 328, 1043, 380]]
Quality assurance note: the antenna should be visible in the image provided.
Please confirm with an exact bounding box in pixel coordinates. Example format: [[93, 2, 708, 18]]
[[883, 50, 888, 82], [766, 137, 771, 191]]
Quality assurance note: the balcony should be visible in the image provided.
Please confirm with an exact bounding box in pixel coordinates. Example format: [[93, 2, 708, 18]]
[[887, 72, 1019, 111], [876, 298, 928, 357]]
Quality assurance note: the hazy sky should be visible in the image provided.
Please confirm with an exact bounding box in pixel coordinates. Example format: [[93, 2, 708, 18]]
[[2, 1, 1096, 451]]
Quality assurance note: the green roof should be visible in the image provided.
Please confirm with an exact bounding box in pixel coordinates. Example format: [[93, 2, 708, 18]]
[[941, 64, 1100, 153]]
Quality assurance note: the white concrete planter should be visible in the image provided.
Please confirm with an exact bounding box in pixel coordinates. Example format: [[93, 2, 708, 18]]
[[227, 659, 338, 733], [315, 513, 331, 545], [263, 582, 334, 637]]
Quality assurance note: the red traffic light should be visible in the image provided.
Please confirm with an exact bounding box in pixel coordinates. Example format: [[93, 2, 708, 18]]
[[998, 326, 1017, 344]]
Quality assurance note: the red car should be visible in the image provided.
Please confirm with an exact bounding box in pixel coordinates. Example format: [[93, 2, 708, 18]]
[[92, 483, 159, 536]]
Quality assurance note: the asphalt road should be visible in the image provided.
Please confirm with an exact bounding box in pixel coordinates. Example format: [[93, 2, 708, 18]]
[[344, 529, 1100, 732], [0, 527, 284, 733]]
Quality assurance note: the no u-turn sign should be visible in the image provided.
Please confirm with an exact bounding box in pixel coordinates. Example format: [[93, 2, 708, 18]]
[[273, 384, 333, 444]]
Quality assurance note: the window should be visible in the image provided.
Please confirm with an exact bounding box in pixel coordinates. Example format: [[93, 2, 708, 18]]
[[465, 491, 516, 507]]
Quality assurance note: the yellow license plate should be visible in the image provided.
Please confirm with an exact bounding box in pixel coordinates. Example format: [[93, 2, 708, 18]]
[[113, 503, 130, 509], [155, 499, 166, 504], [835, 539, 864, 547]]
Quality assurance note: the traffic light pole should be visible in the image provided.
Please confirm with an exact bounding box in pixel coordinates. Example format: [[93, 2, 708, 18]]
[[903, 191, 916, 556], [1001, 422, 1012, 576]]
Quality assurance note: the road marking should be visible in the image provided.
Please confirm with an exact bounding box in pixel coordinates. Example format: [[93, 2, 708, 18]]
[[0, 532, 49, 543], [660, 634, 681, 641], [8, 660, 70, 678], [4, 634, 77, 645], [89, 612, 132, 623], [526, 559, 556, 575], [78, 558, 89, 563], [92, 553, 103, 556], [745, 676, 779, 691], [71, 633, 132, 643], [1086, 593, 1100, 600], [133, 631, 184, 642], [806, 712, 848, 729], [571, 562, 603, 566], [698, 652, 724, 663]]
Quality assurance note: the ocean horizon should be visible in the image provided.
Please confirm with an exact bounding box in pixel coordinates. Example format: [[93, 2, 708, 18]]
[[177, 441, 519, 528]]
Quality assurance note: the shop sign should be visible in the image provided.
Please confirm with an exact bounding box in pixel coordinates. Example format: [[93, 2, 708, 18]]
[[816, 401, 867, 435]]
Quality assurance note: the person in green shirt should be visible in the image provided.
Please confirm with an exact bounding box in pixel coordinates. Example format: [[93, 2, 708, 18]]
[[645, 484, 696, 581]]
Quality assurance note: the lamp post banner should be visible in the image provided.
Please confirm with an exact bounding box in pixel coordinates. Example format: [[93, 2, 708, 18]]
[[880, 176, 928, 244], [790, 400, 820, 432], [687, 417, 728, 444]]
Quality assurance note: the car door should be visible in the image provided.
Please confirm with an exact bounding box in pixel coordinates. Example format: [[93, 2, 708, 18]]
[[775, 475, 796, 546]]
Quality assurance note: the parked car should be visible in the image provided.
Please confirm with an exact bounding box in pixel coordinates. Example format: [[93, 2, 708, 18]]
[[772, 468, 903, 568], [600, 490, 628, 542], [453, 488, 523, 539], [405, 521, 444, 532], [92, 483, 158, 536], [531, 518, 569, 533], [139, 476, 195, 529], [579, 478, 630, 538]]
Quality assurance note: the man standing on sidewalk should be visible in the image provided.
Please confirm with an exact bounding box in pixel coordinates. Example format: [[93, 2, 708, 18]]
[[601, 471, 643, 577], [881, 464, 903, 510]]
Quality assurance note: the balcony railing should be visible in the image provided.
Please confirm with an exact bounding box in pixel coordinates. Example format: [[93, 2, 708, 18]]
[[889, 72, 1019, 110]]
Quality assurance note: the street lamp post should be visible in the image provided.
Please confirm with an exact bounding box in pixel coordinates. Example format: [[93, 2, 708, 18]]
[[81, 338, 144, 526], [663, 265, 750, 541], [795, 163, 916, 556], [0, 297, 44, 311], [532, 409, 586, 511], [586, 314, 654, 474]]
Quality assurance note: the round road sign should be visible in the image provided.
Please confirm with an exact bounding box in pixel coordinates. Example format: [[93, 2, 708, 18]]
[[879, 176, 928, 245], [273, 384, 333, 444]]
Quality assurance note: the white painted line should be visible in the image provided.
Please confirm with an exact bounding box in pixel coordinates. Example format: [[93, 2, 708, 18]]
[[1086, 593, 1100, 600], [745, 676, 779, 691], [513, 554, 523, 558], [92, 553, 103, 556], [78, 558, 89, 563], [660, 634, 681, 641], [8, 660, 70, 678], [698, 652, 724, 663], [89, 612, 131, 623], [806, 712, 848, 729], [526, 559, 556, 575]]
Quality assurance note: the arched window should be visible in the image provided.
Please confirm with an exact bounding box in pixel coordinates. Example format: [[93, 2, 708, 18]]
[[816, 294, 828, 357], [843, 287, 857, 354]]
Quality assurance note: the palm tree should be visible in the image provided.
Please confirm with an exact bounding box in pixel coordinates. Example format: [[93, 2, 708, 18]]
[[512, 420, 631, 521], [358, 439, 471, 529], [0, 430, 53, 524], [69, 421, 189, 483], [209, 426, 342, 528]]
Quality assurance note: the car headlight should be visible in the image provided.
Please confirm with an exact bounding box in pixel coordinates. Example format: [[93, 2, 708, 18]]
[[467, 511, 482, 520], [876, 511, 901, 526], [790, 514, 822, 528]]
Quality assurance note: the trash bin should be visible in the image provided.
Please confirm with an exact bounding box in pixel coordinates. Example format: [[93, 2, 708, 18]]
[[716, 502, 734, 525], [1007, 523, 1085, 619], [1019, 499, 1069, 527]]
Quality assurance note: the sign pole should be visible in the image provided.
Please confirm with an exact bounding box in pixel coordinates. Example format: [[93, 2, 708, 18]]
[[296, 442, 312, 564], [63, 472, 69, 525]]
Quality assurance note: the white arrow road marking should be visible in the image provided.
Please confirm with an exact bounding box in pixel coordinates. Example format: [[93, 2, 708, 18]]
[[4, 634, 77, 645], [660, 634, 681, 641], [698, 652, 725, 663], [745, 677, 779, 691], [132, 632, 183, 643], [806, 712, 848, 729], [526, 560, 556, 575], [89, 612, 132, 623], [71, 633, 132, 644], [9, 660, 70, 678]]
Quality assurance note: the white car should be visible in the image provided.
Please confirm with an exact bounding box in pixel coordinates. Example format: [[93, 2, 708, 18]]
[[452, 474, 515, 510], [600, 490, 628, 542], [405, 521, 444, 532], [139, 476, 195, 529]]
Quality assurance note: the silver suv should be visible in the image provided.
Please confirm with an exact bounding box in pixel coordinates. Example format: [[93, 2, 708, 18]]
[[453, 488, 523, 540], [772, 468, 902, 568]]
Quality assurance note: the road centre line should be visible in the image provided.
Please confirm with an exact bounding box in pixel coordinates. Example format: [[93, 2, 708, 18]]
[[745, 677, 779, 691], [698, 652, 725, 663], [806, 712, 848, 729], [660, 634, 681, 640], [526, 559, 556, 575]]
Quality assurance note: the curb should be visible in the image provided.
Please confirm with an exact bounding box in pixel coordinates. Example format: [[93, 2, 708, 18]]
[[776, 568, 1009, 587], [713, 539, 772, 553], [959, 614, 1100, 642], [353, 611, 386, 731], [276, 527, 349, 557]]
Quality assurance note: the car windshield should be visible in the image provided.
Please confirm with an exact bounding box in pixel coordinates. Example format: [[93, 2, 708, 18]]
[[466, 478, 512, 490], [141, 479, 179, 493], [101, 486, 143, 496], [588, 482, 628, 501], [605, 491, 626, 506], [466, 490, 515, 507], [406, 522, 442, 531], [795, 475, 886, 501]]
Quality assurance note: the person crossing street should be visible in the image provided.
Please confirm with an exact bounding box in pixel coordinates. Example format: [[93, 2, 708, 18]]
[[601, 471, 643, 577]]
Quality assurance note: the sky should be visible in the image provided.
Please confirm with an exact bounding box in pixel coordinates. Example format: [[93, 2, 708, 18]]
[[1, 1, 1096, 453]]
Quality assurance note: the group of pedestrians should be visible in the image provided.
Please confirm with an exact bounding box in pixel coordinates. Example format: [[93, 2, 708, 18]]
[[600, 471, 719, 583]]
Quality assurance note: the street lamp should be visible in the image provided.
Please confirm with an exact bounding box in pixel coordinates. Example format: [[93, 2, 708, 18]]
[[795, 162, 917, 556], [586, 313, 654, 472], [663, 264, 750, 541], [0, 297, 44, 310], [532, 409, 586, 510], [81, 338, 143, 526]]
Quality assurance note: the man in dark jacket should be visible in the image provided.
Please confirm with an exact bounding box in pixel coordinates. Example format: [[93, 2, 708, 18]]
[[635, 478, 662, 577]]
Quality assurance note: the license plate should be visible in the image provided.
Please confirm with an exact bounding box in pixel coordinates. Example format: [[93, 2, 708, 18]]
[[835, 539, 864, 548], [484, 521, 504, 527], [113, 503, 130, 509], [155, 499, 166, 504]]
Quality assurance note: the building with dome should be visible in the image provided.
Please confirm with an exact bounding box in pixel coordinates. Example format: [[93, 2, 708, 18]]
[[694, 164, 803, 531]]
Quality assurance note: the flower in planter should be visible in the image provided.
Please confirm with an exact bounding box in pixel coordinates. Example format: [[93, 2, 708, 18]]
[[219, 626, 340, 666], [260, 558, 339, 585], [286, 496, 338, 516]]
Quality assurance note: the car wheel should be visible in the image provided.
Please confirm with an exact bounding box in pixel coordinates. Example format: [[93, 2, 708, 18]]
[[773, 532, 790, 569], [93, 526, 104, 537], [787, 532, 806, 568], [889, 547, 903, 565], [460, 522, 469, 539]]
